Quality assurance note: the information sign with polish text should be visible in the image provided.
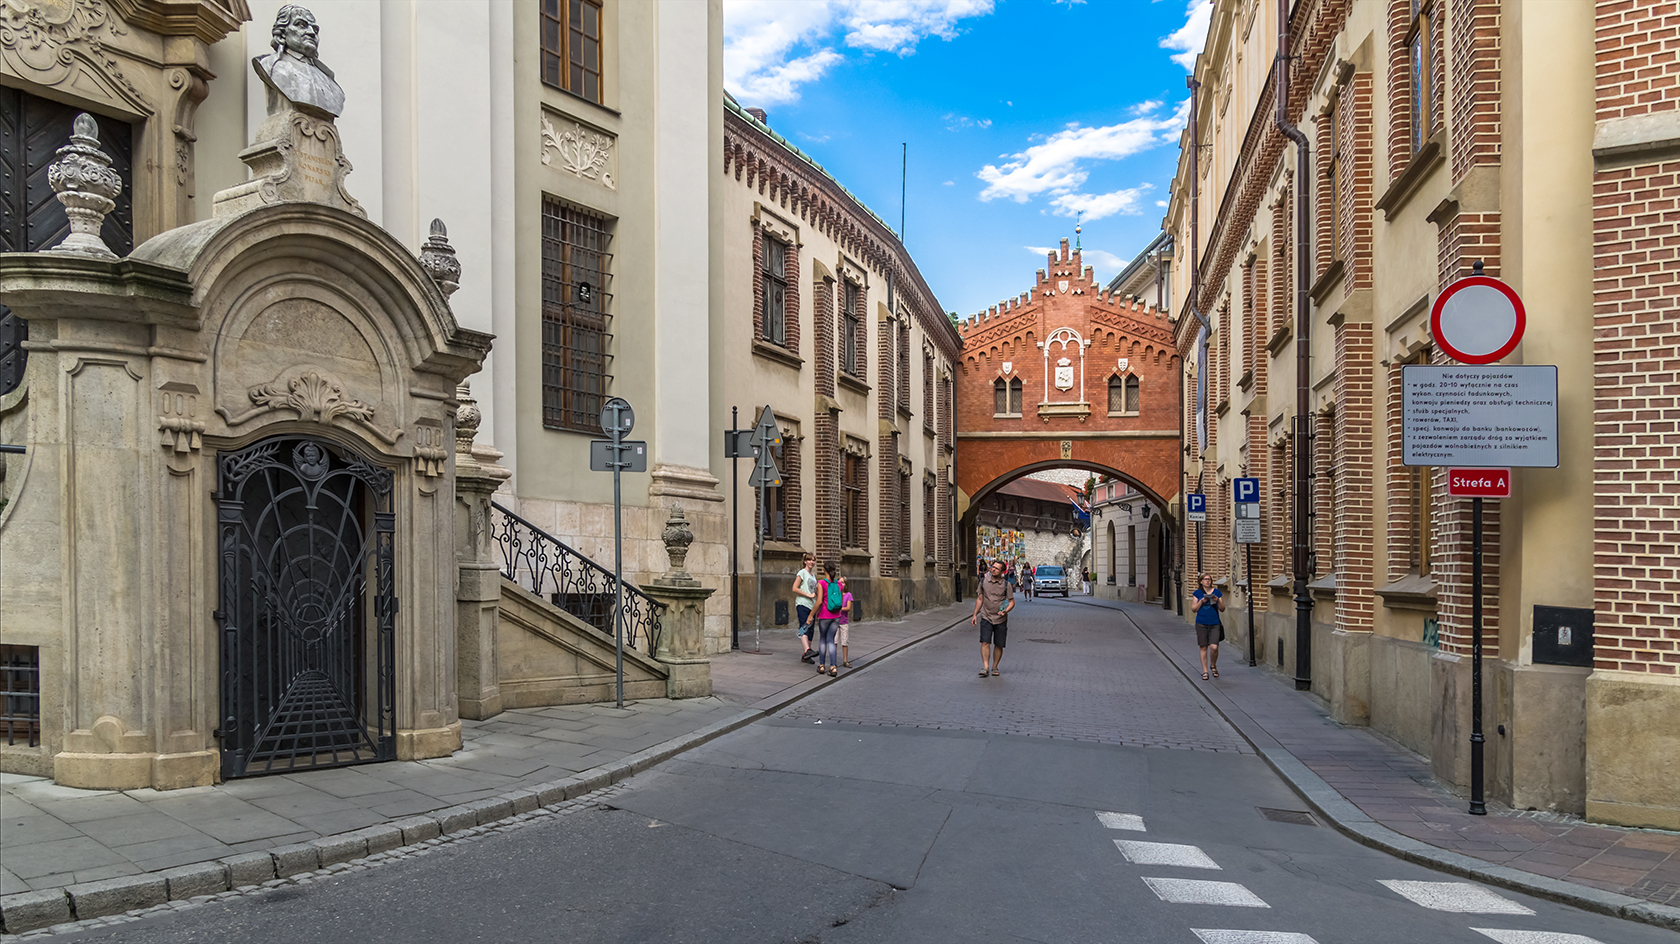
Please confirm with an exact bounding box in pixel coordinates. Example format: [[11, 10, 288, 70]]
[[1402, 365, 1558, 468]]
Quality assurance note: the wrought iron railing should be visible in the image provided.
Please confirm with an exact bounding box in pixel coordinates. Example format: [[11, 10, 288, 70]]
[[490, 501, 664, 657]]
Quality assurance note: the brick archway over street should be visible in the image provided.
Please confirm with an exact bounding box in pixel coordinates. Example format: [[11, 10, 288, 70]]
[[954, 240, 1182, 577]]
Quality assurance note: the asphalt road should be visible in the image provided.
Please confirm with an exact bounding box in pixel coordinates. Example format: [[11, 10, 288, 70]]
[[45, 598, 1675, 943]]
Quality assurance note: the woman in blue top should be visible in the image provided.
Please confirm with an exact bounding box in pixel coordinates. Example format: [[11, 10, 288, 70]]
[[1191, 572, 1226, 681]]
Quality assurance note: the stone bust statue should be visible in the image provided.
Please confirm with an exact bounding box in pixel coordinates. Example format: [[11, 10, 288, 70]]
[[253, 4, 345, 119]]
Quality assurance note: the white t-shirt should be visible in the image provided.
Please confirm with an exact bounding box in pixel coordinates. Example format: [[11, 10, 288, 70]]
[[795, 568, 818, 605]]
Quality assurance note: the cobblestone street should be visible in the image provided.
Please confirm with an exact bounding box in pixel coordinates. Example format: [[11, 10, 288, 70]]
[[782, 597, 1250, 753]]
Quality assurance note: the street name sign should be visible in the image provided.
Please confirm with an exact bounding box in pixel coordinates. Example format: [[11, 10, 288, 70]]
[[1447, 468, 1511, 498], [1187, 493, 1206, 523], [1402, 365, 1558, 468]]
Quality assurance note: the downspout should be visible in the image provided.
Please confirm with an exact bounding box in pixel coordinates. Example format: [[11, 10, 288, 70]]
[[1276, 0, 1314, 691], [1182, 73, 1211, 617]]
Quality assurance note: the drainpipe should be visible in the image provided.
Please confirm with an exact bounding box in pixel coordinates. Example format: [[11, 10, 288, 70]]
[[1276, 0, 1314, 691], [1182, 74, 1212, 617]]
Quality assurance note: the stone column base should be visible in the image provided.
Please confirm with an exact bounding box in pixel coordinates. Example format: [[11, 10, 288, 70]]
[[662, 658, 713, 699], [1325, 629, 1372, 726], [53, 749, 217, 790], [396, 722, 462, 761]]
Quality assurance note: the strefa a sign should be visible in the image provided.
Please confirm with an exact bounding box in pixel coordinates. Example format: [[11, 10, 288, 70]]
[[1447, 468, 1510, 498]]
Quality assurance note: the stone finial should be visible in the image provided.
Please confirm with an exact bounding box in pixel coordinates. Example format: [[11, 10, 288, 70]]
[[455, 381, 481, 454], [660, 505, 695, 580], [46, 114, 123, 260], [419, 219, 462, 297]]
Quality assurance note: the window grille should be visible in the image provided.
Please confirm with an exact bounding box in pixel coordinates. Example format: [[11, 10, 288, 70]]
[[1009, 377, 1023, 414], [1327, 98, 1343, 262], [994, 378, 1009, 415], [1126, 375, 1140, 413], [924, 479, 935, 558], [541, 198, 613, 434], [923, 353, 935, 426], [897, 321, 911, 412], [1109, 375, 1125, 413], [1, 645, 41, 747], [541, 0, 604, 103], [841, 282, 860, 376], [763, 236, 788, 346], [899, 469, 912, 560], [760, 437, 787, 540]]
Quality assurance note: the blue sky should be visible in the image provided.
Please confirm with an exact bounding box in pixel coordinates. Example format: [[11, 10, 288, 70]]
[[723, 0, 1212, 319]]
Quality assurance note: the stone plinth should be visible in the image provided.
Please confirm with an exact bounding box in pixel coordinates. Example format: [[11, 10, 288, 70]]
[[644, 506, 714, 698]]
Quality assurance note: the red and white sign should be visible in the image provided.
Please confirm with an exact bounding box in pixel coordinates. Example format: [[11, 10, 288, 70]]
[[1431, 276, 1526, 365], [1447, 468, 1511, 498]]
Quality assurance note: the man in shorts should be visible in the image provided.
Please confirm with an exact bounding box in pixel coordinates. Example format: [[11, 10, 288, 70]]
[[971, 559, 1014, 677], [793, 554, 818, 662]]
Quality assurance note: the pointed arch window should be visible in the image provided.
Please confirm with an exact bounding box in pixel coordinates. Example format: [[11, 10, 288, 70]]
[[1108, 374, 1140, 415], [994, 377, 1022, 416]]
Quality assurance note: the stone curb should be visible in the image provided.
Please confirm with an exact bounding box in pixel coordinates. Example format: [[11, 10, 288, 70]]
[[1109, 598, 1680, 934], [0, 610, 969, 935]]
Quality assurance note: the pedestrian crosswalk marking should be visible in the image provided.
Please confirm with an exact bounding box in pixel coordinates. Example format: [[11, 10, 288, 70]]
[[1114, 840, 1221, 869], [1189, 927, 1317, 933], [1142, 878, 1270, 908], [1471, 931, 1607, 944], [1097, 811, 1146, 831], [1378, 880, 1535, 915]]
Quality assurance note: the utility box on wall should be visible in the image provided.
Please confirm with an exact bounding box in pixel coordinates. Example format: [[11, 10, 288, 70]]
[[1533, 605, 1594, 668]]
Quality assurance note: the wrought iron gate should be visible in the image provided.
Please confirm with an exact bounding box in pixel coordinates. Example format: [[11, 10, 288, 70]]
[[216, 437, 396, 778]]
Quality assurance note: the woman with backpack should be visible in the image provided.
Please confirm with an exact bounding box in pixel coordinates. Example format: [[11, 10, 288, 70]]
[[805, 562, 845, 677]]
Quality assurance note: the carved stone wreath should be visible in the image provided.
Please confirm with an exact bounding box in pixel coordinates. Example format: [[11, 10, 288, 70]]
[[249, 367, 374, 424], [540, 114, 615, 190]]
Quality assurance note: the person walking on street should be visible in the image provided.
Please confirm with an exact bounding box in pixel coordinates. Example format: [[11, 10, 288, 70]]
[[1191, 572, 1227, 680], [793, 554, 818, 663], [806, 562, 844, 677], [1021, 560, 1034, 600], [972, 559, 1015, 678], [837, 575, 854, 667]]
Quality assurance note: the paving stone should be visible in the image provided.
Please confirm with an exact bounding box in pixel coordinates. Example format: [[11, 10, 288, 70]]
[[268, 842, 321, 877], [501, 790, 540, 815], [466, 797, 514, 826], [158, 862, 229, 900], [434, 805, 479, 834], [65, 874, 167, 919], [342, 824, 403, 855]]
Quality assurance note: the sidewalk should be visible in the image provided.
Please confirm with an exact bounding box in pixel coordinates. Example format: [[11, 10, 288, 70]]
[[0, 602, 969, 933], [1078, 596, 1680, 931]]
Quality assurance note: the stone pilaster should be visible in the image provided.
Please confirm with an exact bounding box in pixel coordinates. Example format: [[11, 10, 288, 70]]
[[454, 382, 511, 720]]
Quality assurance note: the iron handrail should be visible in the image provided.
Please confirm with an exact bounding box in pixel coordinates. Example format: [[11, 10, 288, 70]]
[[489, 500, 664, 657]]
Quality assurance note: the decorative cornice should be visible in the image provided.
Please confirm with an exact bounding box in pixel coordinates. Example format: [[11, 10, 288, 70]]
[[108, 0, 250, 44]]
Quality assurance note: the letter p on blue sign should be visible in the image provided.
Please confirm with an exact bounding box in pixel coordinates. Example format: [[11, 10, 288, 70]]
[[1234, 477, 1259, 504]]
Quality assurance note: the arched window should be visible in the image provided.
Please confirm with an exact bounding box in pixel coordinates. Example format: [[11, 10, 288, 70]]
[[994, 377, 1023, 416], [1125, 374, 1140, 412], [1108, 374, 1124, 413]]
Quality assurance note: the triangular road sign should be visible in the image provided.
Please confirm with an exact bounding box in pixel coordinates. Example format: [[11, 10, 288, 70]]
[[748, 464, 782, 488], [750, 405, 782, 449]]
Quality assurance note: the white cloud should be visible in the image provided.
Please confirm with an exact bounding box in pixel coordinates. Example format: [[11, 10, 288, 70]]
[[1130, 99, 1164, 116], [1082, 249, 1129, 273], [1026, 245, 1056, 257], [1049, 184, 1153, 221], [725, 0, 994, 106], [1160, 0, 1213, 71], [944, 113, 993, 131], [975, 108, 1184, 219], [943, 180, 955, 185], [1155, 199, 1169, 207]]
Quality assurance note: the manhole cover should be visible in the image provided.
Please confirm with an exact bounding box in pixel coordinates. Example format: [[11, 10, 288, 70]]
[[1257, 807, 1318, 826], [1026, 638, 1067, 644]]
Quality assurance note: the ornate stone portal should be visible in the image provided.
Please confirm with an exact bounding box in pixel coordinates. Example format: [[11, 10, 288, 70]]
[[0, 6, 490, 789]]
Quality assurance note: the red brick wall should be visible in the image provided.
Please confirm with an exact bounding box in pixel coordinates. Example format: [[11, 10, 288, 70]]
[[878, 316, 899, 578], [1334, 321, 1375, 633], [1592, 0, 1680, 676]]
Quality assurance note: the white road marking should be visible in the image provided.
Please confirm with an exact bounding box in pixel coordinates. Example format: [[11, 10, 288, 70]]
[[1378, 880, 1536, 914], [1114, 839, 1222, 869], [1097, 811, 1146, 831], [1189, 927, 1317, 933], [1471, 931, 1607, 944], [1142, 877, 1270, 908]]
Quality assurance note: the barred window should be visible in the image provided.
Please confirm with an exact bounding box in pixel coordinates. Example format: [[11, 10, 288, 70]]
[[897, 321, 911, 412], [841, 281, 861, 376], [541, 198, 613, 434], [923, 352, 935, 427], [1, 644, 41, 747], [1109, 375, 1126, 413], [1327, 98, 1343, 262], [924, 478, 935, 559], [899, 468, 912, 560], [993, 377, 1023, 416], [762, 236, 788, 346], [842, 452, 867, 549], [541, 0, 604, 104], [760, 437, 787, 540]]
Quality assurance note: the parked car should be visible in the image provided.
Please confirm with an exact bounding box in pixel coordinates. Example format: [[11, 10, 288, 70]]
[[1034, 565, 1069, 597]]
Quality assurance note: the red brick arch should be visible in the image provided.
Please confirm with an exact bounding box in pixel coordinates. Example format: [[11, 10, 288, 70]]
[[953, 241, 1182, 568]]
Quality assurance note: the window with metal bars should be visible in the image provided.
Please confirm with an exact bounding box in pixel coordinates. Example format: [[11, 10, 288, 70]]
[[842, 452, 867, 549], [994, 377, 1023, 416], [540, 0, 604, 104], [899, 469, 912, 560], [1, 644, 41, 747], [897, 321, 910, 413], [760, 437, 787, 540], [762, 235, 788, 346], [841, 281, 861, 377], [541, 198, 613, 434], [924, 477, 935, 559], [923, 352, 934, 428]]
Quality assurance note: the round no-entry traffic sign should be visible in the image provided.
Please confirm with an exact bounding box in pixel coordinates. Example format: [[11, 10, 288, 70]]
[[1431, 276, 1525, 364]]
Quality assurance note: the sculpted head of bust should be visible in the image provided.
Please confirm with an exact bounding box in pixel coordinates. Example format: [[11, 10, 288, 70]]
[[272, 4, 321, 60], [254, 4, 345, 119]]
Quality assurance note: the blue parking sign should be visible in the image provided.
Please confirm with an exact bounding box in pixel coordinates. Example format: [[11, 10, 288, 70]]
[[1187, 493, 1206, 522], [1234, 477, 1259, 504]]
